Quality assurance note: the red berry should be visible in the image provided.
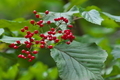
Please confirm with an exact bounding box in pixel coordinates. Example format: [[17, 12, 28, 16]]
[[58, 30, 62, 33], [21, 28, 25, 32], [54, 39, 59, 43], [54, 18, 58, 21], [30, 20, 35, 24], [26, 44, 31, 48], [27, 54, 32, 58], [65, 31, 70, 35], [35, 40, 40, 44], [40, 44, 45, 48], [39, 20, 43, 24], [34, 30, 39, 34], [64, 29, 71, 33], [40, 34, 44, 37], [18, 54, 22, 58], [24, 35, 28, 38], [48, 45, 53, 49], [13, 46, 18, 49], [47, 31, 52, 34], [52, 36, 57, 40], [43, 35, 47, 39], [9, 43, 15, 48], [24, 26, 29, 30], [47, 35, 52, 37], [36, 21, 40, 25], [40, 41, 45, 44], [52, 32, 56, 35], [28, 59, 32, 62], [26, 31, 31, 35], [50, 28, 55, 31], [21, 49, 26, 53], [61, 35, 67, 40], [66, 41, 71, 44], [31, 56, 35, 60], [48, 37, 53, 41], [24, 41, 29, 44], [47, 21, 51, 24], [30, 38, 34, 42], [30, 32, 34, 36], [41, 38, 45, 41], [27, 34, 32, 38], [23, 57, 27, 59], [60, 17, 64, 20], [25, 51, 30, 54], [33, 10, 37, 14], [71, 35, 75, 39], [67, 25, 73, 28], [16, 40, 21, 44], [63, 18, 68, 23], [32, 50, 38, 54], [39, 24, 44, 27], [45, 10, 49, 14], [35, 14, 40, 18], [57, 18, 61, 21]]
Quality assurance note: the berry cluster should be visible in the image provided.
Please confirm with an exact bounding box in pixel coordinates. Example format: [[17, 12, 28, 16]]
[[9, 10, 75, 62]]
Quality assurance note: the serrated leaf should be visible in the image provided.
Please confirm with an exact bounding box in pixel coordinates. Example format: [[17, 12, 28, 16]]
[[102, 12, 120, 22], [111, 45, 120, 59], [81, 9, 104, 25], [0, 36, 28, 43], [50, 41, 107, 80]]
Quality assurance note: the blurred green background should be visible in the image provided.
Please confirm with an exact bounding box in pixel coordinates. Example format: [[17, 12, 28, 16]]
[[0, 0, 120, 80]]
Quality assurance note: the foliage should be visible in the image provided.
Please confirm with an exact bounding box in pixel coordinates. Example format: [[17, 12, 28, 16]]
[[0, 0, 120, 80]]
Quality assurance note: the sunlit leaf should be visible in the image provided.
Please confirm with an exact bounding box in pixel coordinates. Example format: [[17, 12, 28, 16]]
[[102, 12, 120, 22], [81, 9, 104, 25], [0, 36, 28, 43]]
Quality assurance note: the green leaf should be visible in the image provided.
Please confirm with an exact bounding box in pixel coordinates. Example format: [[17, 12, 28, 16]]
[[102, 12, 120, 22], [0, 28, 4, 35], [50, 41, 107, 80], [0, 36, 28, 43], [111, 45, 120, 59], [81, 9, 104, 25], [0, 19, 33, 31], [39, 10, 79, 30]]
